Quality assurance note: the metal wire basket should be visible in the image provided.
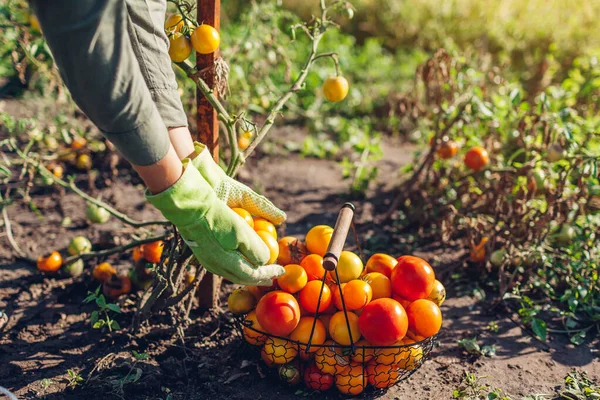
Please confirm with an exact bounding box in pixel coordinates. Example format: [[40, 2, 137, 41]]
[[236, 203, 438, 394]]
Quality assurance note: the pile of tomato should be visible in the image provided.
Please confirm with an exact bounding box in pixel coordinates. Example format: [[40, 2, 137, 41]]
[[227, 209, 446, 395]]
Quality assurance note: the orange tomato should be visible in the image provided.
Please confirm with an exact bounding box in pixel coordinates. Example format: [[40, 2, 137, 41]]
[[232, 207, 254, 228], [406, 299, 442, 337], [278, 264, 308, 294], [290, 317, 327, 352], [70, 136, 87, 150], [366, 361, 400, 389], [329, 311, 361, 345], [330, 283, 346, 310], [305, 225, 333, 256], [238, 136, 250, 150], [335, 363, 365, 395], [299, 280, 331, 314], [365, 253, 398, 278], [314, 340, 349, 375], [469, 237, 489, 263], [277, 236, 308, 265], [261, 337, 298, 365], [255, 291, 301, 336], [256, 231, 279, 264], [143, 240, 164, 263], [243, 310, 267, 346], [37, 251, 63, 273], [300, 254, 326, 281], [227, 287, 257, 314], [358, 298, 408, 346], [391, 255, 435, 301], [253, 218, 277, 240], [373, 342, 403, 365], [342, 279, 373, 310], [351, 339, 375, 363], [436, 140, 459, 159], [328, 251, 363, 283], [464, 146, 489, 171], [323, 76, 350, 103], [93, 262, 116, 282], [361, 272, 392, 300], [103, 275, 131, 299], [132, 246, 143, 262]]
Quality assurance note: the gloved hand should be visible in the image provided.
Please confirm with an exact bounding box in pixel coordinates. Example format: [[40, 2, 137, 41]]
[[146, 160, 285, 286], [191, 142, 286, 225]]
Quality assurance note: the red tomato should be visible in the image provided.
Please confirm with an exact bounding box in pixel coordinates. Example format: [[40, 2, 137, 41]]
[[255, 291, 301, 336], [304, 363, 334, 391], [300, 254, 326, 281], [358, 298, 408, 346], [391, 255, 435, 301], [406, 299, 442, 337]]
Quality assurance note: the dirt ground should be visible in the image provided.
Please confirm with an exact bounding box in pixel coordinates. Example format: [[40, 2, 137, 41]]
[[0, 119, 598, 399]]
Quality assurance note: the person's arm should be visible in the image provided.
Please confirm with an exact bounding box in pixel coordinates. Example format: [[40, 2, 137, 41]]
[[31, 0, 285, 285]]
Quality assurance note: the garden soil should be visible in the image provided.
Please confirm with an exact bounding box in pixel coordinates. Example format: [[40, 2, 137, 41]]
[[1, 125, 598, 399]]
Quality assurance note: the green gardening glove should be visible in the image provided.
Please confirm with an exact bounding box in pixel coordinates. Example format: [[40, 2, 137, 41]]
[[146, 160, 285, 286], [191, 142, 286, 225]]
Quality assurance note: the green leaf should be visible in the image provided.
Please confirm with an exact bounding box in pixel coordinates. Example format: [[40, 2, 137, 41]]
[[132, 350, 149, 360], [93, 320, 106, 329], [531, 318, 547, 342], [457, 337, 482, 355], [481, 345, 497, 357], [106, 303, 121, 313], [95, 295, 106, 308], [110, 320, 120, 330], [90, 311, 99, 325], [569, 330, 586, 346]]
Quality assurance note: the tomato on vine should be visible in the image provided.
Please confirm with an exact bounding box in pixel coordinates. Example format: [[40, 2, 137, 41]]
[[191, 24, 220, 54], [323, 76, 349, 102], [168, 32, 193, 62]]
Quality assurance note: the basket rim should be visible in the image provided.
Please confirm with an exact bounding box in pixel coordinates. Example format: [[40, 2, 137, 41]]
[[239, 318, 437, 350]]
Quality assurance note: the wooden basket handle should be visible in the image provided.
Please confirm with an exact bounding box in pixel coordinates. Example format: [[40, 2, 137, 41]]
[[323, 203, 355, 271]]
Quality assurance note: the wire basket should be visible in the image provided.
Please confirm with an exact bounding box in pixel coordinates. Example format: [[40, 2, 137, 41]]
[[235, 203, 438, 395]]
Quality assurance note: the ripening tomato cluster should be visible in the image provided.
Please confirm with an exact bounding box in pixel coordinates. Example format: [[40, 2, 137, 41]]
[[164, 14, 220, 62], [227, 219, 446, 395], [37, 235, 169, 300], [430, 136, 490, 171]]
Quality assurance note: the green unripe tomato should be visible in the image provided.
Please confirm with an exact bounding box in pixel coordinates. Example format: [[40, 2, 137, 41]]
[[546, 143, 564, 162], [553, 224, 576, 246], [67, 236, 92, 255], [528, 168, 546, 192], [86, 203, 110, 224], [63, 259, 84, 277], [490, 249, 506, 267]]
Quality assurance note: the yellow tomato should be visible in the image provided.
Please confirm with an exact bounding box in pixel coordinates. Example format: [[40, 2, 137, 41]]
[[168, 32, 192, 62], [191, 24, 220, 54], [328, 251, 363, 283], [305, 225, 334, 256], [164, 14, 184, 33], [323, 76, 349, 102], [256, 230, 279, 264], [231, 207, 254, 228], [254, 218, 277, 240]]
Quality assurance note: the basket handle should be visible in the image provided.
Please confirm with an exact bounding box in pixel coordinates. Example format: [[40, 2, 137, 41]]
[[323, 203, 355, 271]]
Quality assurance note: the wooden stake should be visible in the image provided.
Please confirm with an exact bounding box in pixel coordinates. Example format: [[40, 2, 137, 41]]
[[196, 0, 222, 310]]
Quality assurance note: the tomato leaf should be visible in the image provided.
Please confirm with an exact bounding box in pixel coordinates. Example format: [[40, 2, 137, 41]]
[[106, 303, 121, 314], [531, 318, 547, 342], [93, 320, 106, 329], [90, 311, 99, 325], [110, 320, 120, 331]]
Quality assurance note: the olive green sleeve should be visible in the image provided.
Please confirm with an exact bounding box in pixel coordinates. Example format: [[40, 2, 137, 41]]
[[30, 0, 170, 166]]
